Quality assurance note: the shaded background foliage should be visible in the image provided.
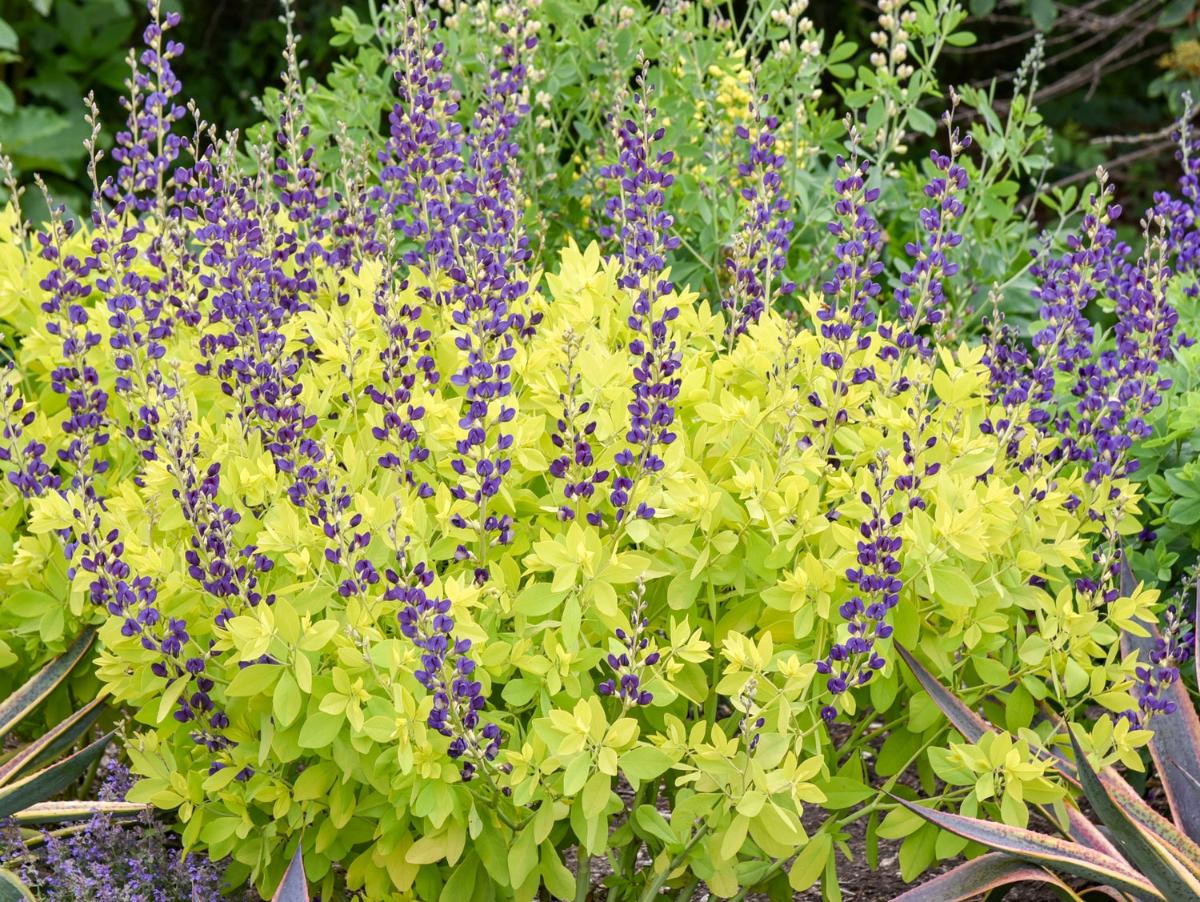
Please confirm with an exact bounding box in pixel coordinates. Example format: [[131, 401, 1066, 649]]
[[1, 0, 1197, 228]]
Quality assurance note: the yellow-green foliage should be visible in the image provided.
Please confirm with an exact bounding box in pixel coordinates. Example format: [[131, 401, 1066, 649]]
[[0, 210, 1159, 897]]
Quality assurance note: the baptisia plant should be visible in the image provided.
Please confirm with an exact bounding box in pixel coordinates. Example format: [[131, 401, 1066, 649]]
[[0, 1, 1182, 899]]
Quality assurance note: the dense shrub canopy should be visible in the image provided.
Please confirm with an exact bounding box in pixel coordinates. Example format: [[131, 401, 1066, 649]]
[[0, 1, 1198, 900]]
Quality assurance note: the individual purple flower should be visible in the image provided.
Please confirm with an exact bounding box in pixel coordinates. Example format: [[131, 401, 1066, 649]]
[[548, 329, 609, 523], [818, 453, 902, 721], [390, 538, 500, 781], [723, 95, 795, 343], [600, 79, 682, 528], [597, 581, 661, 708]]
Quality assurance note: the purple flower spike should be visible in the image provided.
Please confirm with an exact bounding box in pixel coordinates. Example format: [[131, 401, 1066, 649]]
[[599, 77, 682, 529], [723, 94, 795, 343], [390, 538, 500, 780], [818, 453, 903, 721], [597, 581, 661, 709]]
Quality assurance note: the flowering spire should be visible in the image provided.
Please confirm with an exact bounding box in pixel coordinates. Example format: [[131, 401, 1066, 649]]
[[812, 128, 885, 452], [597, 580, 661, 709], [722, 93, 795, 343], [390, 537, 500, 781], [548, 328, 608, 523], [107, 0, 187, 216], [600, 76, 683, 528], [1153, 94, 1200, 284], [818, 453, 902, 721], [440, 19, 537, 583], [882, 105, 970, 362]]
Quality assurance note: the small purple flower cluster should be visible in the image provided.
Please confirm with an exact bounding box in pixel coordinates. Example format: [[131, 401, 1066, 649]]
[[818, 455, 902, 722], [1128, 602, 1194, 727], [0, 368, 56, 497], [600, 84, 682, 526], [1153, 104, 1200, 285], [0, 761, 250, 902], [812, 150, 883, 440], [390, 541, 500, 780], [597, 581, 660, 708], [883, 120, 971, 360], [107, 1, 187, 214], [723, 96, 795, 342], [548, 329, 608, 522]]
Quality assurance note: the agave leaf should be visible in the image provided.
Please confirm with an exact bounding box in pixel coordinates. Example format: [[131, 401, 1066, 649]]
[[1068, 729, 1200, 901], [894, 643, 990, 743], [1064, 807, 1124, 861], [890, 853, 1076, 901], [272, 842, 308, 902], [0, 732, 113, 820], [0, 630, 95, 743], [0, 868, 36, 902], [1101, 756, 1200, 885], [892, 797, 1162, 900], [0, 697, 106, 789], [10, 800, 148, 824], [1119, 560, 1200, 844], [894, 642, 1080, 783]]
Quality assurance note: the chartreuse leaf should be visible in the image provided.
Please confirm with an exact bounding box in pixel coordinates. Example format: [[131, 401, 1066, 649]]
[[0, 868, 36, 902], [271, 842, 308, 902], [892, 797, 1162, 900], [0, 732, 112, 819], [0, 696, 105, 787], [1068, 729, 1200, 900], [0, 629, 95, 742], [891, 853, 1074, 901]]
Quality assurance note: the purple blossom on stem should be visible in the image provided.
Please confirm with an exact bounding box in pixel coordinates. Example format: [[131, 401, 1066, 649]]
[[1128, 602, 1194, 727], [723, 95, 795, 343], [818, 454, 902, 722], [444, 23, 537, 583], [391, 538, 500, 781], [600, 80, 682, 527], [0, 368, 56, 497], [106, 0, 186, 216], [1153, 96, 1200, 284], [883, 113, 970, 362], [596, 581, 660, 708], [548, 329, 608, 523], [813, 142, 884, 446]]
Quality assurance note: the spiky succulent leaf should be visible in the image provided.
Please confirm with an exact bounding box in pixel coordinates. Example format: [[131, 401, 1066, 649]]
[[0, 630, 95, 743], [0, 732, 112, 820], [894, 643, 990, 743], [891, 853, 1076, 901], [10, 800, 148, 824], [1068, 729, 1200, 901], [272, 842, 308, 902], [892, 797, 1163, 900], [0, 869, 35, 902], [0, 697, 106, 788]]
